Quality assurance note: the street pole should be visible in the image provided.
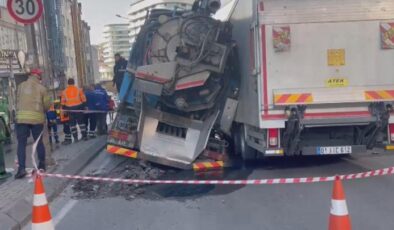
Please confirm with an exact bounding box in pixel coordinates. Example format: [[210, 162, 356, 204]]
[[8, 56, 16, 126]]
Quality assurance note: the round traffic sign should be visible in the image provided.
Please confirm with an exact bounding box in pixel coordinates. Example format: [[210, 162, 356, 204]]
[[7, 0, 43, 24]]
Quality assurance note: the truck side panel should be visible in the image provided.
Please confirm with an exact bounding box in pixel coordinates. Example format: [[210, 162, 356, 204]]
[[221, 0, 261, 127]]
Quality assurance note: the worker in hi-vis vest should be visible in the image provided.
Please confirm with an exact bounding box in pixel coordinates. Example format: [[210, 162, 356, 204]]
[[61, 78, 87, 142]]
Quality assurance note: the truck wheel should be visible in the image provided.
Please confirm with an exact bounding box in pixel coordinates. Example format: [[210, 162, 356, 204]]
[[233, 124, 256, 160]]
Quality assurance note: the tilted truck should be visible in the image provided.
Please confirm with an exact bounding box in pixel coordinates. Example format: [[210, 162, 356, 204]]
[[107, 0, 394, 169]]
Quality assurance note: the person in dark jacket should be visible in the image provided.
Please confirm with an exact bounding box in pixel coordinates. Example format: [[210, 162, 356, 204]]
[[84, 85, 97, 139], [108, 96, 115, 122], [113, 53, 128, 93], [94, 84, 109, 135], [46, 104, 59, 144]]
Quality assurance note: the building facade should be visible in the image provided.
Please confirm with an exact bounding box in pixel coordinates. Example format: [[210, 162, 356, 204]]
[[90, 45, 100, 83], [70, 0, 85, 87], [100, 24, 130, 83], [0, 5, 27, 78], [127, 0, 193, 45], [81, 21, 94, 85], [61, 0, 78, 88], [98, 42, 111, 82], [0, 6, 27, 52], [102, 24, 130, 67]]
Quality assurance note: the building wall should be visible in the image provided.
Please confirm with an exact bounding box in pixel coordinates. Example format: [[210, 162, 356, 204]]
[[98, 42, 112, 82], [0, 6, 27, 79], [81, 21, 94, 85], [0, 7, 27, 52], [102, 24, 130, 67], [70, 0, 85, 87], [101, 24, 130, 83], [91, 45, 100, 83], [62, 0, 78, 87]]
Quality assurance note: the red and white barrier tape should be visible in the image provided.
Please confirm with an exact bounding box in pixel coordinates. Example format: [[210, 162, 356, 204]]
[[38, 167, 394, 185], [61, 109, 110, 114]]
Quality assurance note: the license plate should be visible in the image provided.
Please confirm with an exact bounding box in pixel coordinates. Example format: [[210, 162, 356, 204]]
[[317, 146, 352, 155]]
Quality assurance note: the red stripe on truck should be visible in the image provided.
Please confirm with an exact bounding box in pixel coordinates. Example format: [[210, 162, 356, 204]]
[[262, 111, 372, 120], [296, 93, 311, 103], [176, 80, 206, 90]]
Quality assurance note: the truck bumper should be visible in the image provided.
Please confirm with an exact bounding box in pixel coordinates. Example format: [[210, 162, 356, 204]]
[[106, 144, 227, 171], [107, 144, 193, 169]]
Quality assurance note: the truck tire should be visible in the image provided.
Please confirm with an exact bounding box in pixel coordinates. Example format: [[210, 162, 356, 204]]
[[233, 124, 257, 160]]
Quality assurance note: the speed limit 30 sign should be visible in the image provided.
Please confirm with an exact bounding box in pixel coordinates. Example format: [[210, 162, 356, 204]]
[[7, 0, 43, 24]]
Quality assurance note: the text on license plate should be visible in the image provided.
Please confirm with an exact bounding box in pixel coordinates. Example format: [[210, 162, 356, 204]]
[[317, 146, 352, 155]]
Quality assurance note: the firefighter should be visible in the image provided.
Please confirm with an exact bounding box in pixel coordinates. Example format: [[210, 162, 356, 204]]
[[15, 69, 51, 179], [61, 78, 87, 142]]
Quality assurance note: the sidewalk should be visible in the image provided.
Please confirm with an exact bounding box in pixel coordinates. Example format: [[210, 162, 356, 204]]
[[3, 135, 64, 172], [0, 135, 107, 230]]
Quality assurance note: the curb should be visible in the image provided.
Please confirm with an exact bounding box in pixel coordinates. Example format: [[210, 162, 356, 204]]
[[0, 137, 106, 230]]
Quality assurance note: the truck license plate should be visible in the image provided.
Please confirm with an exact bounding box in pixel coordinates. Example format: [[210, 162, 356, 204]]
[[317, 146, 352, 155]]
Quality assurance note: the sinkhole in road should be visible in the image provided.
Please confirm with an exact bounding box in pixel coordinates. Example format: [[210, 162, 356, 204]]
[[71, 159, 252, 201], [71, 155, 344, 201]]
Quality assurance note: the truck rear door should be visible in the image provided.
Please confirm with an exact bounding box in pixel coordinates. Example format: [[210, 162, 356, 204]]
[[258, 0, 394, 124]]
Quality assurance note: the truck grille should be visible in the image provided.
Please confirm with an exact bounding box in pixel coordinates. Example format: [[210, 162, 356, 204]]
[[156, 122, 187, 139]]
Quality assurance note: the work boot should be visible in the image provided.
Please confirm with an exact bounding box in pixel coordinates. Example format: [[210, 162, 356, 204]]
[[73, 135, 79, 143], [62, 140, 72, 145], [14, 169, 27, 179], [38, 162, 46, 172]]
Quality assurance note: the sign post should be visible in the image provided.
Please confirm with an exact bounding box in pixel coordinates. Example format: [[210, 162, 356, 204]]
[[7, 0, 44, 24]]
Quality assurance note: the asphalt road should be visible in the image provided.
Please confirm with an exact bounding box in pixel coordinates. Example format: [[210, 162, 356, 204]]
[[25, 150, 394, 230]]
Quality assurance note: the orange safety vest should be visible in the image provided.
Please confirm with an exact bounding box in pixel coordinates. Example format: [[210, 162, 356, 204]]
[[61, 86, 86, 107], [60, 111, 69, 122]]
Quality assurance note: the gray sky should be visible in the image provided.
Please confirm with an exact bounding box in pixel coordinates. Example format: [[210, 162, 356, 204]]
[[78, 0, 131, 45]]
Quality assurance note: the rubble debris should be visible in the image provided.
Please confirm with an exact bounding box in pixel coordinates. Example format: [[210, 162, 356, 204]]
[[72, 160, 169, 200]]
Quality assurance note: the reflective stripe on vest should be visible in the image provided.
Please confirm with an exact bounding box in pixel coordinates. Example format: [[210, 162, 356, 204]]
[[17, 111, 45, 122]]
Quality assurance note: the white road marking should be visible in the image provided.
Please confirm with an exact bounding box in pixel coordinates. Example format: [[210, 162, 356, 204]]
[[52, 154, 114, 226], [53, 200, 78, 226]]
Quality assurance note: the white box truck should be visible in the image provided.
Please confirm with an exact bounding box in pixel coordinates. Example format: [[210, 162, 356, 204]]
[[108, 0, 394, 168]]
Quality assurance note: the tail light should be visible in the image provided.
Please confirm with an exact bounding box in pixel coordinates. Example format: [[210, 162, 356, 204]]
[[268, 128, 279, 147], [389, 124, 394, 142]]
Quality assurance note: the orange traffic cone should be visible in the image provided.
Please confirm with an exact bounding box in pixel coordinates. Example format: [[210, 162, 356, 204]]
[[328, 176, 352, 230], [32, 175, 54, 230]]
